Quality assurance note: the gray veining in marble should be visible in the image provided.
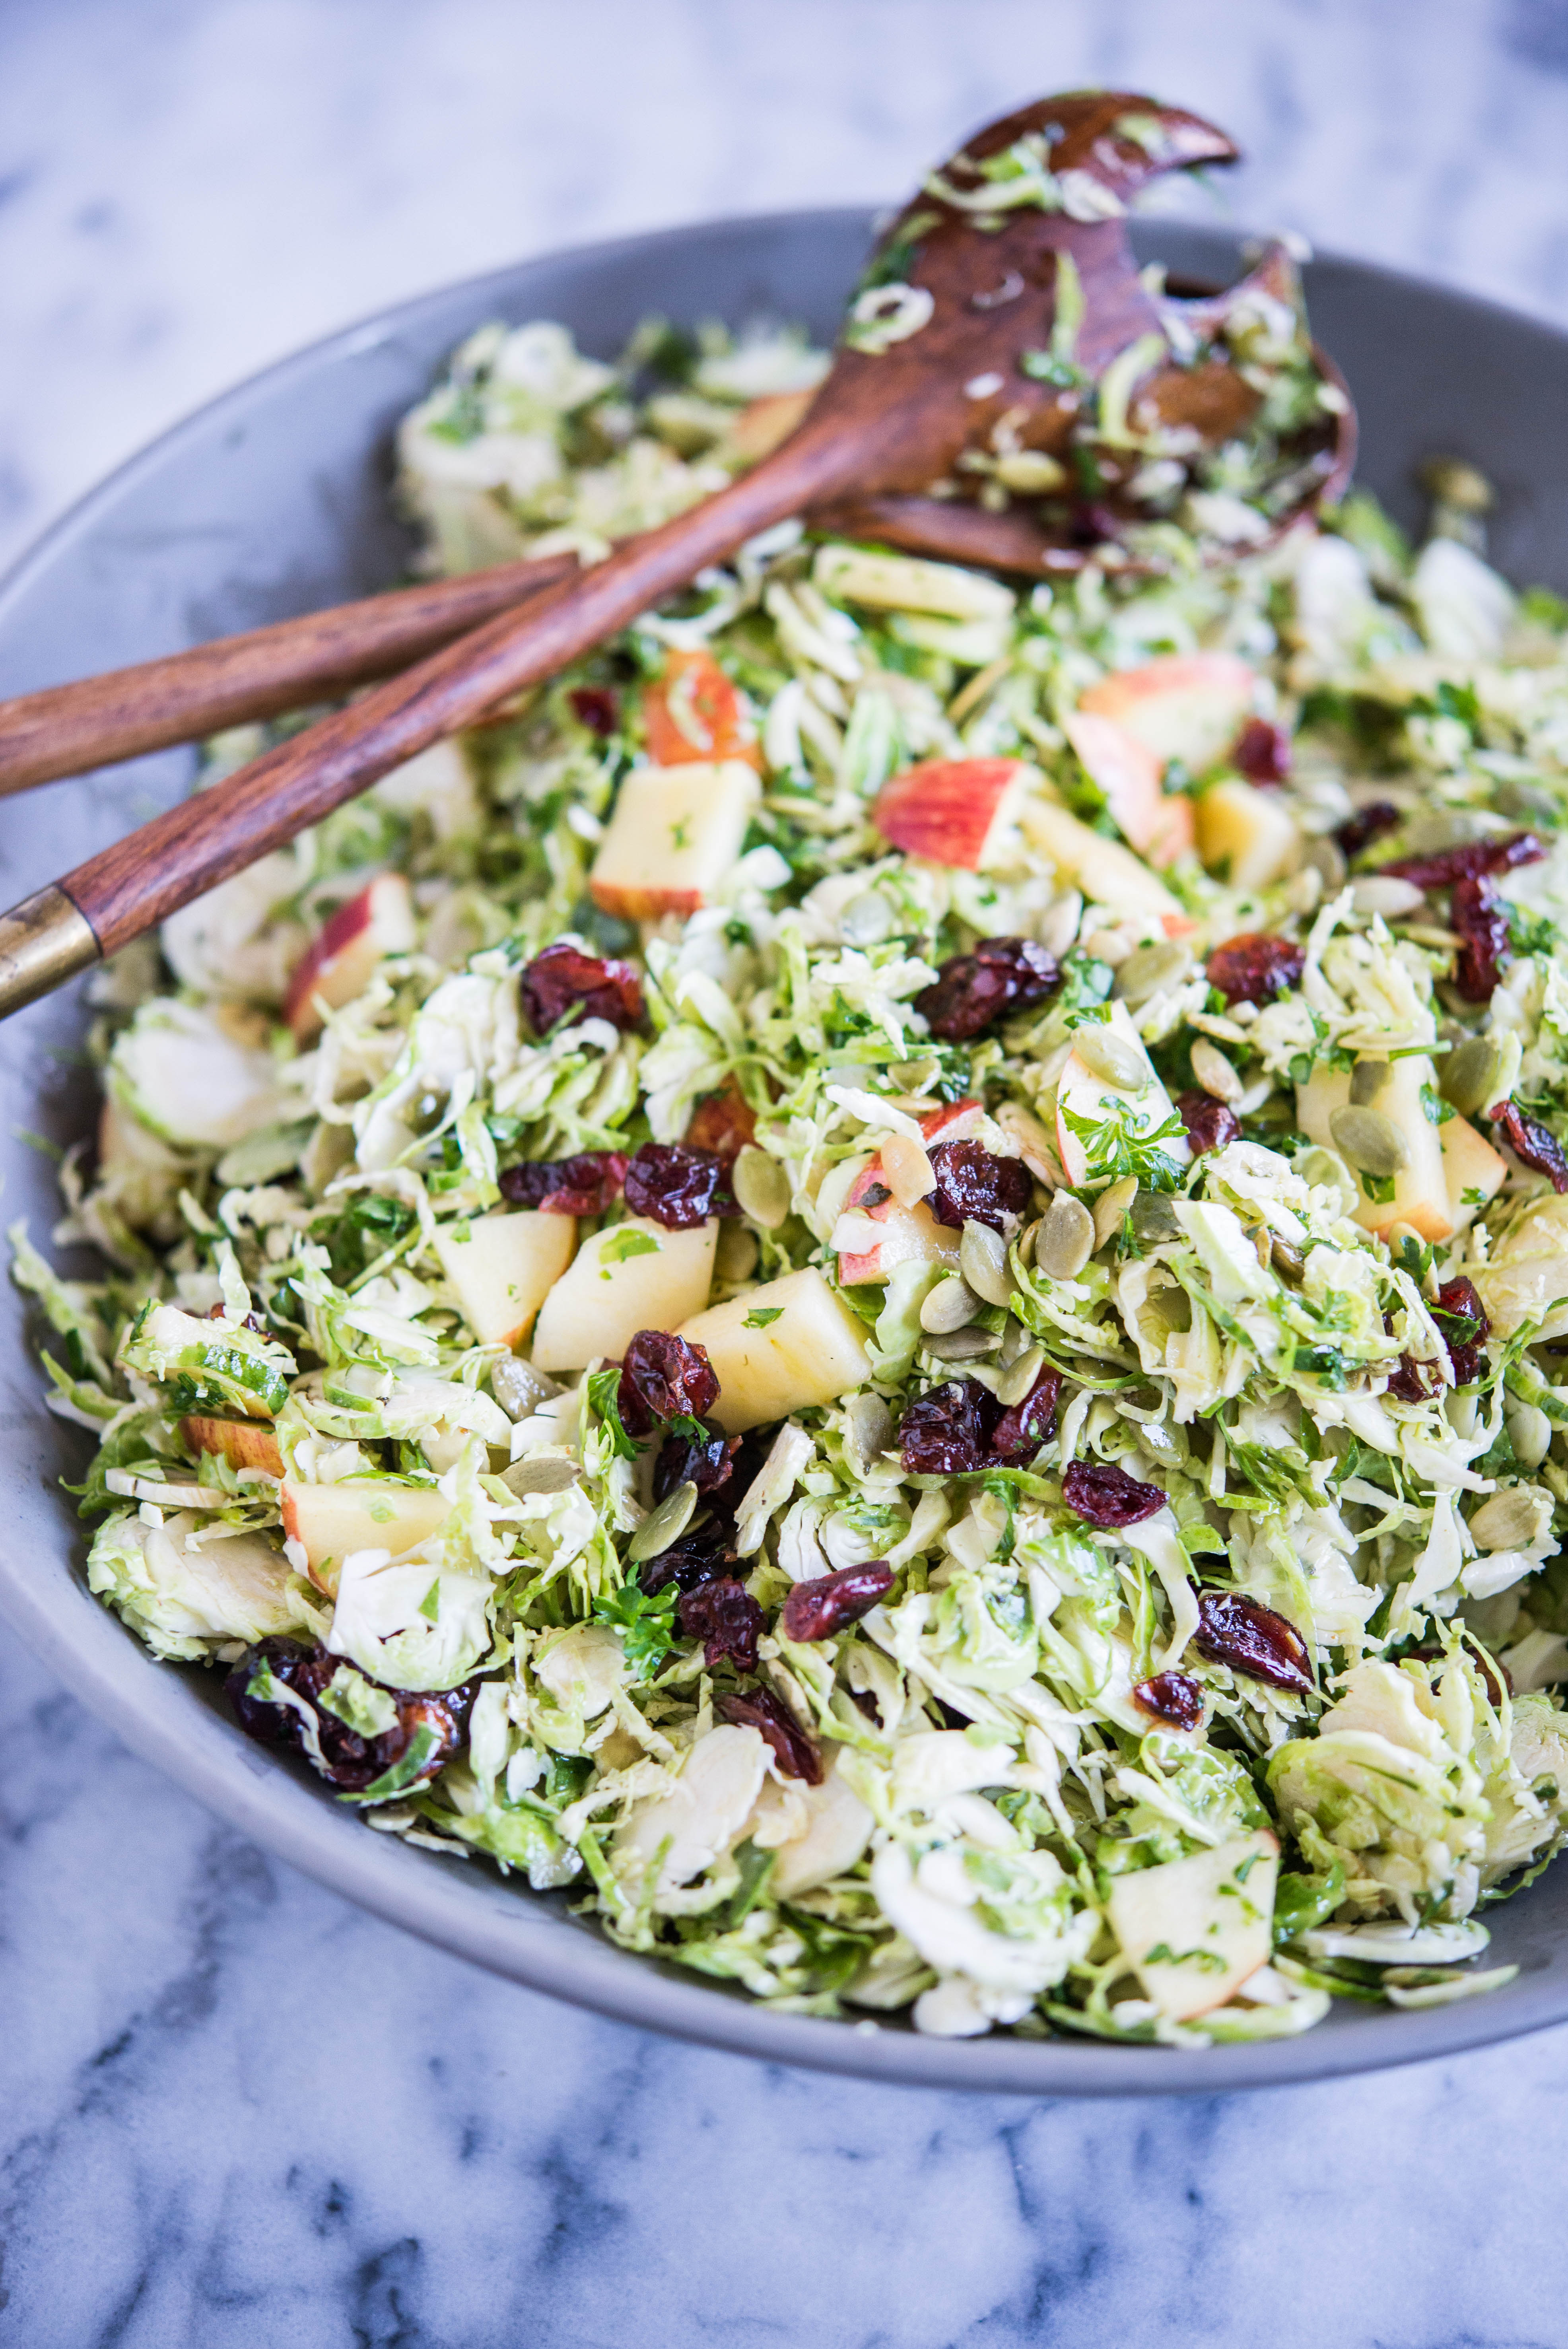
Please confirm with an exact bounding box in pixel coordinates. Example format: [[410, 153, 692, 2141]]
[[6, 5, 1568, 2343]]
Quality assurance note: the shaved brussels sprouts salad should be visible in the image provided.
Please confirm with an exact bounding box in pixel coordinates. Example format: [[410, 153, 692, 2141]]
[[19, 302, 1568, 2047]]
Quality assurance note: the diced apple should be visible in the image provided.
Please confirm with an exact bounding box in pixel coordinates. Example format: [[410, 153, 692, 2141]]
[[434, 1211, 576, 1349], [589, 760, 762, 922], [1106, 1830, 1278, 2022], [1063, 713, 1193, 868], [836, 1100, 982, 1284], [281, 1477, 453, 1594], [641, 649, 762, 771], [1019, 796, 1182, 919], [1195, 777, 1300, 890], [872, 758, 1026, 871], [285, 872, 416, 1043], [1440, 1111, 1508, 1235], [530, 1215, 717, 1373], [183, 1416, 285, 1478], [676, 1267, 873, 1433], [1052, 1002, 1190, 1189], [1079, 651, 1256, 775], [1296, 1057, 1455, 1242]]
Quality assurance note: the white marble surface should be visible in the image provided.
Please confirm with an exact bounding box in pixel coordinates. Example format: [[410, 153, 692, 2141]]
[[8, 4, 1568, 2341]]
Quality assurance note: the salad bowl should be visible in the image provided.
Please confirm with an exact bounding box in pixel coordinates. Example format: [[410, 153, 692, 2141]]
[[4, 207, 1568, 2094]]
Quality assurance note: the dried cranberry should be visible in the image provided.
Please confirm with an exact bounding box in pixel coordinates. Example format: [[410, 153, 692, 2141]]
[[781, 1562, 895, 1643], [898, 1378, 1002, 1475], [1193, 1591, 1312, 1693], [677, 1576, 764, 1673], [224, 1638, 471, 1793], [1432, 1275, 1490, 1384], [1380, 831, 1545, 890], [568, 684, 619, 736], [1206, 934, 1306, 1008], [1133, 1670, 1204, 1729], [1491, 1100, 1568, 1194], [684, 1082, 757, 1162], [1176, 1090, 1242, 1155], [1232, 718, 1291, 785], [716, 1686, 822, 1782], [623, 1141, 738, 1228], [1386, 1353, 1444, 1404], [1449, 877, 1512, 1002], [498, 1150, 629, 1216], [617, 1330, 720, 1439], [653, 1420, 740, 1502], [639, 1521, 735, 1596], [927, 1140, 1032, 1232], [991, 1367, 1063, 1461], [915, 936, 1062, 1043], [1062, 1458, 1164, 1527], [520, 942, 644, 1036], [1410, 1642, 1511, 1705], [1334, 802, 1401, 863]]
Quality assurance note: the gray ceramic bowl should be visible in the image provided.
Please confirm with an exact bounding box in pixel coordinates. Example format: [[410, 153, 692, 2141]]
[[4, 210, 1567, 2096]]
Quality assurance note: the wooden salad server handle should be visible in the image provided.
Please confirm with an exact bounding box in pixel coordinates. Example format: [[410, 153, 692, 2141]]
[[0, 90, 1254, 1017]]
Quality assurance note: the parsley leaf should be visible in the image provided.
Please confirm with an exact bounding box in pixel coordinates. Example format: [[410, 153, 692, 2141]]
[[594, 1580, 678, 1681]]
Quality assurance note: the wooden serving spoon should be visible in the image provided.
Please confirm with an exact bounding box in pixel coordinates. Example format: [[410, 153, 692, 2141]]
[[0, 89, 1338, 1016], [0, 231, 1348, 801]]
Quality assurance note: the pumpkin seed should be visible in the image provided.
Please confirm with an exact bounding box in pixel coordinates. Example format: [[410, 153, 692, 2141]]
[[1034, 1190, 1096, 1280], [1270, 1234, 1306, 1282], [840, 890, 895, 944], [960, 1218, 1013, 1308], [491, 1357, 562, 1421], [1349, 1057, 1391, 1107], [1505, 1401, 1552, 1471], [844, 1391, 895, 1476], [715, 1223, 759, 1282], [1329, 1104, 1411, 1177], [1092, 1174, 1139, 1249], [732, 1145, 791, 1228], [1352, 876, 1424, 919], [627, 1479, 699, 1563], [1442, 1035, 1506, 1119], [1305, 834, 1347, 891], [1072, 1027, 1148, 1092], [997, 1342, 1046, 1407], [1190, 1039, 1243, 1104], [920, 1274, 982, 1334], [1113, 939, 1193, 1008], [500, 1453, 578, 1497], [1128, 1188, 1181, 1245], [923, 1325, 1002, 1361]]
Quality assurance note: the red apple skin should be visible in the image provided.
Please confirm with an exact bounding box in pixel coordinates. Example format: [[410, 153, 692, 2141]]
[[182, 1416, 285, 1477], [1078, 653, 1256, 772], [872, 759, 1024, 870], [1063, 714, 1194, 869], [589, 879, 703, 923], [285, 873, 415, 1043], [837, 1100, 983, 1282]]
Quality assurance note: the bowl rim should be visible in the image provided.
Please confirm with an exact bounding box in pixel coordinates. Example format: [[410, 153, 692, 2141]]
[[6, 203, 1568, 2096]]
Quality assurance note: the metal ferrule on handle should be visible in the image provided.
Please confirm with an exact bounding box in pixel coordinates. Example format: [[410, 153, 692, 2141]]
[[0, 886, 101, 1016]]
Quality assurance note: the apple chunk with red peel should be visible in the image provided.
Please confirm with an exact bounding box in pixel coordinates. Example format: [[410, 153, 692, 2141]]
[[872, 758, 1026, 872], [1295, 1057, 1455, 1243], [1078, 652, 1257, 776], [1052, 1002, 1190, 1190], [280, 1478, 452, 1595], [589, 760, 761, 922], [183, 1416, 285, 1479], [285, 872, 416, 1043], [836, 1099, 981, 1285], [1063, 713, 1193, 869], [676, 1268, 874, 1434], [433, 1211, 575, 1349], [530, 1214, 718, 1373]]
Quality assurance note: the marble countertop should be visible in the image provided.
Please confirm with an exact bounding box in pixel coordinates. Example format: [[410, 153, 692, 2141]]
[[6, 4, 1568, 2341]]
